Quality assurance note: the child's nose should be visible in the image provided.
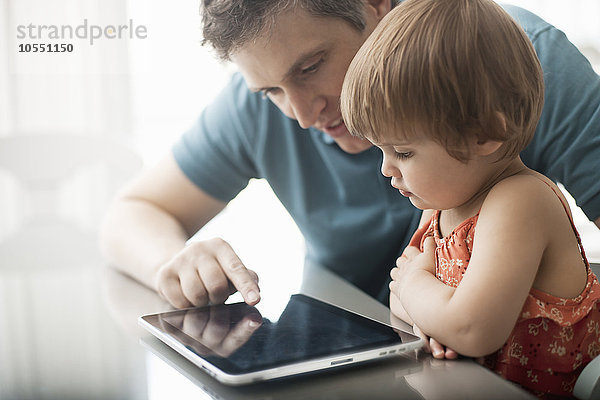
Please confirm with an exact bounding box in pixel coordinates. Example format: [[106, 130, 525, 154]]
[[381, 156, 400, 178]]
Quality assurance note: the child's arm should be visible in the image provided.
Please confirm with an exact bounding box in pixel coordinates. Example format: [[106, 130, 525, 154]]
[[390, 290, 413, 324], [390, 213, 460, 359], [389, 208, 435, 324], [391, 176, 554, 357], [391, 290, 459, 359]]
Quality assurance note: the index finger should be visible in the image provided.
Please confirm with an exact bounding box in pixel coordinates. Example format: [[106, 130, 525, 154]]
[[214, 241, 261, 305]]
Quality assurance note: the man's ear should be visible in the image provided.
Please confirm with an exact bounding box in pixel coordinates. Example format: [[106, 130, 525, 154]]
[[365, 0, 393, 20]]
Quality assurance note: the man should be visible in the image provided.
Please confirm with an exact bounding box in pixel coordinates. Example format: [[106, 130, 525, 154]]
[[100, 0, 600, 311]]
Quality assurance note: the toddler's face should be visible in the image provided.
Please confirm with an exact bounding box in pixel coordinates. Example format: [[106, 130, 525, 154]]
[[375, 138, 487, 211]]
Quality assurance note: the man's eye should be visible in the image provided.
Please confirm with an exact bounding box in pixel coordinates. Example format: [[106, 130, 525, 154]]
[[301, 59, 323, 75]]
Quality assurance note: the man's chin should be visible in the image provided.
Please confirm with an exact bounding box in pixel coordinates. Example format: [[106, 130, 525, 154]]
[[334, 136, 373, 154]]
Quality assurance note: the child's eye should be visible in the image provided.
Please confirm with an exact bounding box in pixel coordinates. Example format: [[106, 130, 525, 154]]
[[394, 151, 413, 160]]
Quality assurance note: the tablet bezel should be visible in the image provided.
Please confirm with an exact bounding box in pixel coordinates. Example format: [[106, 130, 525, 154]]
[[139, 294, 423, 385]]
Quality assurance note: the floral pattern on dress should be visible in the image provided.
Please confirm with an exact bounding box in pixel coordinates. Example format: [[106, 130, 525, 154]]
[[407, 210, 600, 398]]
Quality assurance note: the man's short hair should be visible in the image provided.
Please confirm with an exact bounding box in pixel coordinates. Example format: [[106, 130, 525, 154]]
[[201, 0, 373, 60], [341, 0, 544, 162]]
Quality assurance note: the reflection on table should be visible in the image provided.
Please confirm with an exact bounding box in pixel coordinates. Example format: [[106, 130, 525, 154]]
[[0, 134, 146, 399], [1, 245, 540, 400], [0, 133, 541, 399]]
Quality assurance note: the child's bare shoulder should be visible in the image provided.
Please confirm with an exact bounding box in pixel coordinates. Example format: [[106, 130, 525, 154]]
[[482, 171, 564, 219]]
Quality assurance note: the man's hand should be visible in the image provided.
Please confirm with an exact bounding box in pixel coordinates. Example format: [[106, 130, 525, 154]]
[[155, 238, 260, 308]]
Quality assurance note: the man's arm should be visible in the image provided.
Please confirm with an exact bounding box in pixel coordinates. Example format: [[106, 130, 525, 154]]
[[100, 153, 260, 308]]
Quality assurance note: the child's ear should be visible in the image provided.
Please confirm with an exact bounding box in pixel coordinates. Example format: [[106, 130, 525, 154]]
[[473, 139, 503, 156], [473, 112, 506, 156]]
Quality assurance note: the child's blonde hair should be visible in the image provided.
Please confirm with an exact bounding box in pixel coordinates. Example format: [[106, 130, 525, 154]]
[[341, 0, 544, 161]]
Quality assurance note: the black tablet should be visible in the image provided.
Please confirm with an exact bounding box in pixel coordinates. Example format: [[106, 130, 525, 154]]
[[139, 293, 423, 385]]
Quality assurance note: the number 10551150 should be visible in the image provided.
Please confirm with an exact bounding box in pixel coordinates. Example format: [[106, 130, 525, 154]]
[[18, 43, 74, 53]]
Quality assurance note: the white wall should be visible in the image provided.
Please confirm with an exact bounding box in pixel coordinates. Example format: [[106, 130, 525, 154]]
[[1, 0, 599, 281]]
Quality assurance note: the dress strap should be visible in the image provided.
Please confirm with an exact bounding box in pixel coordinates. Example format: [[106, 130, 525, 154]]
[[536, 178, 589, 267]]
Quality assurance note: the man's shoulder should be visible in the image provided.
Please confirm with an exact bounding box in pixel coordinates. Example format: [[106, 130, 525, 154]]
[[500, 4, 553, 41]]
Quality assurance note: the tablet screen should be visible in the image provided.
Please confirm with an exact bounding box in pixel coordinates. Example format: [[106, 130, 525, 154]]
[[153, 294, 413, 375]]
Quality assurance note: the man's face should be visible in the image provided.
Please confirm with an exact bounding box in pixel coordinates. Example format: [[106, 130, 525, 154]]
[[231, 4, 388, 154]]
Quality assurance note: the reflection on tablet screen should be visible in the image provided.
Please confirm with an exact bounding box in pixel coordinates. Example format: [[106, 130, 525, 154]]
[[159, 294, 406, 374]]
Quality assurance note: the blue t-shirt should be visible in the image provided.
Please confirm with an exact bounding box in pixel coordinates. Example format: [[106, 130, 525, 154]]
[[173, 6, 600, 303]]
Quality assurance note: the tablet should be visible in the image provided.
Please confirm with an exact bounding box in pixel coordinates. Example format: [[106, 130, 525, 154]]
[[140, 336, 423, 399], [139, 293, 423, 385]]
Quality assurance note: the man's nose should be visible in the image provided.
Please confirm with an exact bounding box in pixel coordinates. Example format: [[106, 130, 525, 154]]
[[287, 89, 326, 129]]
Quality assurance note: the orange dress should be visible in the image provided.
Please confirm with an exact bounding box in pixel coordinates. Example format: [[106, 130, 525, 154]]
[[408, 194, 600, 397]]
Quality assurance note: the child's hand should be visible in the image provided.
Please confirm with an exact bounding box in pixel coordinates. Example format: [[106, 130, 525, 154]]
[[391, 236, 436, 287], [413, 324, 458, 360]]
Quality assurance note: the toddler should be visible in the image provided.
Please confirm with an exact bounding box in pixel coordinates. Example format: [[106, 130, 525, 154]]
[[340, 0, 600, 397]]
